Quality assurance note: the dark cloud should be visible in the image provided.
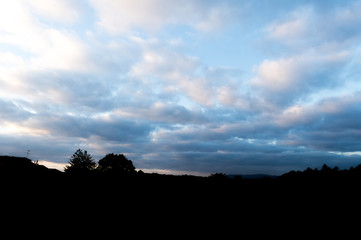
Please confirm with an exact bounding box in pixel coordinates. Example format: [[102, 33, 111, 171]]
[[277, 94, 361, 152], [29, 113, 153, 142], [116, 103, 208, 124], [132, 140, 361, 175]]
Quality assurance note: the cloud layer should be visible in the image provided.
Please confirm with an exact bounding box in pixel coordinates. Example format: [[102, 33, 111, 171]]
[[1, 0, 361, 175]]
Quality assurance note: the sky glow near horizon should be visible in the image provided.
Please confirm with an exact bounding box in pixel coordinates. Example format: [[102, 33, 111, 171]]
[[1, 0, 361, 175]]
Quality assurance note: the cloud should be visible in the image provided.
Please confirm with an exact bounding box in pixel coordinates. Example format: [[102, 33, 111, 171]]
[[0, 52, 26, 68], [29, 113, 154, 143], [274, 93, 359, 128], [252, 57, 304, 92], [89, 0, 237, 34], [127, 37, 250, 108], [0, 1, 96, 74], [0, 1, 34, 36], [114, 102, 207, 124], [266, 7, 314, 42], [273, 93, 361, 153], [129, 48, 200, 82], [251, 48, 350, 105], [26, 0, 79, 24], [136, 124, 361, 174], [330, 1, 361, 40], [265, 2, 361, 47], [31, 30, 95, 72], [0, 99, 34, 121], [192, 3, 237, 32], [251, 1, 361, 121]]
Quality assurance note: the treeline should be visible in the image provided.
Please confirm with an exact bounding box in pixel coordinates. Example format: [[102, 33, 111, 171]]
[[4, 153, 360, 233], [3, 151, 361, 228], [63, 149, 138, 176], [280, 163, 361, 181], [4, 148, 361, 187], [3, 149, 361, 182], [3, 150, 361, 210]]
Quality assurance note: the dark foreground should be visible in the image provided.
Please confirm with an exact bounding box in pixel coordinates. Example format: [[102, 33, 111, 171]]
[[2, 156, 361, 203], [1, 156, 361, 235]]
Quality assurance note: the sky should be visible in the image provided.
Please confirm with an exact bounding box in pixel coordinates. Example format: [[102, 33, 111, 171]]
[[1, 0, 361, 176]]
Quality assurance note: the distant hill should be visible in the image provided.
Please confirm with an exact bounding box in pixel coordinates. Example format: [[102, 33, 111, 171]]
[[227, 174, 278, 179], [2, 155, 361, 188]]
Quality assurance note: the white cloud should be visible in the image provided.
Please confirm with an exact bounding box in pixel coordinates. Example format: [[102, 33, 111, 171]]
[[266, 7, 314, 41], [193, 4, 236, 32], [0, 1, 35, 35], [251, 49, 349, 94], [130, 50, 236, 107], [0, 52, 26, 68], [29, 29, 95, 72], [127, 38, 251, 108], [178, 76, 215, 106], [330, 151, 361, 157], [252, 57, 303, 92], [26, 0, 79, 24], [0, 1, 95, 75], [128, 44, 219, 106], [89, 0, 236, 34], [1, 121, 49, 136], [268, 18, 307, 40], [216, 86, 250, 110], [275, 105, 313, 127]]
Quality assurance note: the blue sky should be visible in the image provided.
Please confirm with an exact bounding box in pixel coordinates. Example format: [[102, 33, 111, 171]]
[[1, 0, 361, 175]]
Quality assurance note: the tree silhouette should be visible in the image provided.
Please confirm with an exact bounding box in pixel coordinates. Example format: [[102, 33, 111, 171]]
[[98, 153, 136, 176], [64, 149, 96, 174]]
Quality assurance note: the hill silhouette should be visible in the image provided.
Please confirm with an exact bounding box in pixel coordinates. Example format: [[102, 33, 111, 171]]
[[2, 155, 361, 195], [0, 156, 62, 177], [2, 155, 361, 234]]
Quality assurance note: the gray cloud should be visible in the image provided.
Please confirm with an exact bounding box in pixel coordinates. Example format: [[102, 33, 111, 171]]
[[115, 103, 208, 125], [0, 99, 34, 121], [29, 113, 153, 143], [286, 104, 361, 152]]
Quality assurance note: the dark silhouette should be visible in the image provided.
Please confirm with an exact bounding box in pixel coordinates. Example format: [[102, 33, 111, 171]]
[[98, 153, 136, 176], [2, 153, 360, 234], [209, 172, 228, 182], [0, 155, 62, 177], [279, 163, 361, 181], [2, 152, 361, 212], [64, 149, 96, 174]]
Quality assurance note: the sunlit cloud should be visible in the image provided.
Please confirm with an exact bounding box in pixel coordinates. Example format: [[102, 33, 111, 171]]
[[1, 122, 49, 136]]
